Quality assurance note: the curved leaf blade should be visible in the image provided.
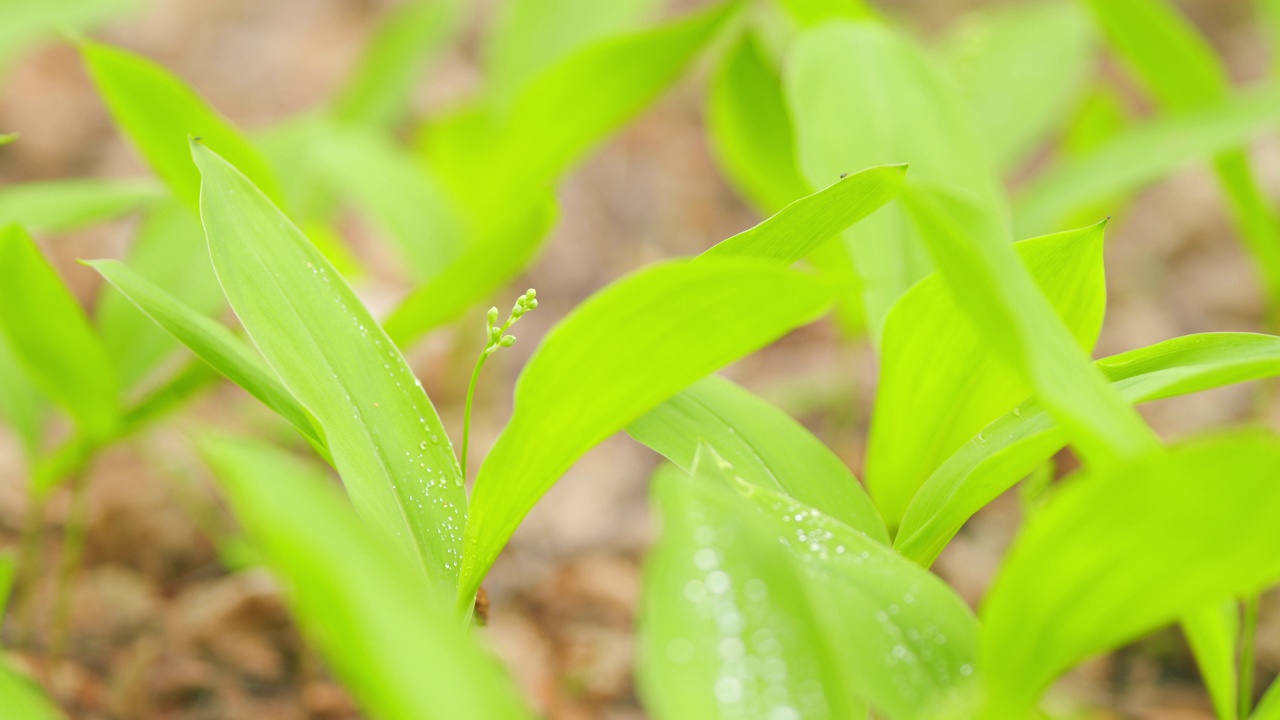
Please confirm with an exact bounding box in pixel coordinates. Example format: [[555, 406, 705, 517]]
[[0, 178, 162, 234]]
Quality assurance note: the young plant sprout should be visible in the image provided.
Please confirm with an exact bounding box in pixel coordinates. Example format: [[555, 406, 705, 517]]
[[461, 289, 537, 481]]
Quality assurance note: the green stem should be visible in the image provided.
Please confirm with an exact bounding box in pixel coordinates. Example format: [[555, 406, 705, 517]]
[[460, 351, 490, 483], [48, 471, 90, 664], [1241, 594, 1261, 719], [13, 493, 45, 648]]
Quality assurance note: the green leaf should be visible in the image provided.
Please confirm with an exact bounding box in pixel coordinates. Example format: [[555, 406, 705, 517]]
[[0, 133, 16, 146], [0, 331, 43, 457], [0, 179, 162, 234], [866, 224, 1106, 531], [87, 259, 323, 453], [1182, 602, 1238, 720], [700, 163, 906, 263], [192, 142, 464, 600], [1015, 83, 1280, 236], [82, 42, 282, 209], [199, 435, 534, 720], [382, 198, 557, 347], [786, 21, 1004, 340], [641, 453, 978, 719], [427, 2, 735, 220], [331, 0, 464, 131], [901, 185, 1159, 469], [484, 0, 662, 105], [772, 0, 874, 27], [943, 1, 1097, 171], [978, 433, 1280, 718], [1255, 674, 1280, 720], [895, 331, 1280, 567], [459, 258, 839, 607], [627, 375, 888, 542], [705, 32, 810, 213], [0, 225, 118, 440], [0, 550, 15, 620], [0, 0, 137, 71], [95, 200, 225, 389], [0, 661, 64, 720]]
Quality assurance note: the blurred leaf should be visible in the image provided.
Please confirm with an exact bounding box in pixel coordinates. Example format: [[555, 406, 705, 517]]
[[87, 259, 324, 454], [979, 433, 1280, 717], [772, 0, 874, 26], [1182, 602, 1238, 720], [0, 331, 43, 457], [484, 0, 662, 106], [0, 225, 118, 440], [0, 134, 16, 146], [901, 185, 1158, 469], [0, 179, 162, 233], [200, 436, 534, 720], [1015, 83, 1280, 236], [786, 21, 1004, 340], [0, 662, 64, 720], [1255, 674, 1280, 720], [896, 332, 1280, 567], [943, 1, 1097, 171], [382, 197, 557, 347], [706, 32, 809, 213], [1060, 85, 1129, 158], [0, 550, 14, 620], [95, 200, 225, 389], [331, 0, 464, 131], [627, 374, 888, 542], [0, 0, 137, 71], [192, 143, 464, 600], [82, 42, 282, 209], [459, 258, 839, 607], [866, 224, 1106, 531], [701, 163, 906, 262]]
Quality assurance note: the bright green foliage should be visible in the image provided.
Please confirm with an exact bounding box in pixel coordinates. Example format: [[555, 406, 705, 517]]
[[484, 0, 661, 105], [1015, 83, 1280, 236], [979, 434, 1280, 718], [331, 0, 464, 131], [82, 42, 282, 209], [0, 179, 162, 233], [773, 0, 875, 27], [200, 436, 534, 720], [0, 0, 137, 71], [1182, 602, 1238, 720], [706, 33, 809, 213], [0, 133, 15, 146], [1256, 676, 1280, 720], [192, 143, 463, 599], [786, 21, 1004, 340], [943, 1, 1096, 171], [901, 186, 1159, 467], [0, 225, 118, 441], [0, 331, 42, 456], [0, 663, 64, 720], [95, 201, 224, 389], [641, 451, 978, 719], [459, 258, 839, 607], [627, 375, 887, 542], [867, 224, 1106, 531], [896, 331, 1280, 567], [0, 550, 14, 619], [701, 164, 905, 263], [87, 259, 324, 454]]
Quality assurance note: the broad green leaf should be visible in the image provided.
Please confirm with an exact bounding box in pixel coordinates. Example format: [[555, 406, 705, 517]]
[[943, 1, 1096, 171], [192, 143, 464, 600], [1255, 673, 1280, 720], [1060, 85, 1129, 158], [1182, 602, 1237, 720], [0, 226, 118, 440], [706, 32, 809, 213], [642, 452, 978, 719], [0, 662, 64, 720], [83, 42, 282, 209], [979, 433, 1280, 718], [901, 185, 1159, 470], [484, 0, 662, 105], [200, 436, 534, 720], [700, 163, 906, 263], [0, 331, 43, 456], [1015, 83, 1280, 236], [0, 178, 162, 233], [331, 0, 464, 131], [87, 259, 323, 453], [896, 332, 1280, 567], [382, 198, 557, 347], [786, 21, 1004, 340], [428, 2, 735, 219], [1082, 0, 1280, 303], [867, 224, 1106, 531], [627, 375, 888, 542], [95, 200, 225, 389], [459, 258, 839, 606], [0, 0, 136, 71], [772, 0, 874, 27], [317, 126, 465, 280]]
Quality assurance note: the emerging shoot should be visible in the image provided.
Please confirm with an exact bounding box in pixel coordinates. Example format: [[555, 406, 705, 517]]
[[461, 289, 538, 482]]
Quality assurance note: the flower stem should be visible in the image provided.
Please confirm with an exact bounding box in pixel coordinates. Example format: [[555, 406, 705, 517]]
[[460, 351, 490, 484], [1241, 594, 1261, 718]]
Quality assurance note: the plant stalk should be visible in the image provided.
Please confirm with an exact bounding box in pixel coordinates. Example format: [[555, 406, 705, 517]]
[[460, 352, 490, 484], [48, 471, 90, 664], [1241, 594, 1261, 719]]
